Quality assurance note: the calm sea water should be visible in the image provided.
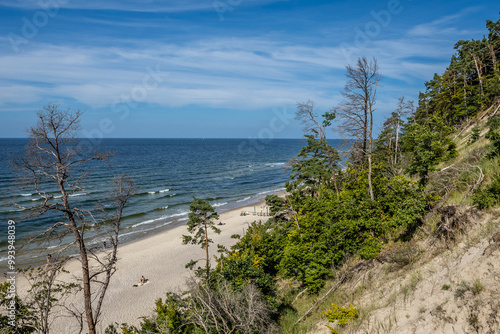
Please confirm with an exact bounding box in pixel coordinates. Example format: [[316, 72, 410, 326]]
[[0, 138, 343, 270]]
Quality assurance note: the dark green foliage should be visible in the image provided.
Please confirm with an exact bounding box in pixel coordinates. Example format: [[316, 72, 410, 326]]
[[286, 134, 340, 197], [110, 14, 499, 333], [373, 96, 414, 173], [0, 281, 37, 333], [265, 194, 290, 224], [139, 293, 195, 333], [399, 14, 499, 186], [224, 163, 430, 294], [473, 173, 500, 209], [402, 113, 457, 186], [104, 323, 139, 334], [469, 126, 481, 145], [183, 197, 220, 276], [485, 125, 500, 159], [487, 115, 500, 131], [217, 220, 284, 301]]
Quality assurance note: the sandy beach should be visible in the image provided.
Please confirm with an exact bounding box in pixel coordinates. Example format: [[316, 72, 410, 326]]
[[11, 196, 276, 333]]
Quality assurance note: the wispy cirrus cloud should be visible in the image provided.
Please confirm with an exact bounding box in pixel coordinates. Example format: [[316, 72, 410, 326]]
[[0, 0, 287, 12], [0, 0, 497, 138], [408, 7, 483, 37], [0, 31, 453, 112]]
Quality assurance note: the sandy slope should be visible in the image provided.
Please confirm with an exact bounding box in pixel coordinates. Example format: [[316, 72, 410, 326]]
[[11, 198, 273, 333], [311, 209, 500, 334]]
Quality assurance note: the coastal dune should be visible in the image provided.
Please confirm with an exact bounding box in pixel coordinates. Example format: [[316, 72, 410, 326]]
[[15, 198, 273, 333]]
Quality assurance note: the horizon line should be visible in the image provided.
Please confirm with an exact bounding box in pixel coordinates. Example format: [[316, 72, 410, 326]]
[[0, 137, 350, 140]]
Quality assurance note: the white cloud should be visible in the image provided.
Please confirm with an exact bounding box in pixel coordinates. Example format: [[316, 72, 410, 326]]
[[0, 28, 460, 113], [0, 0, 285, 12], [408, 7, 482, 37]]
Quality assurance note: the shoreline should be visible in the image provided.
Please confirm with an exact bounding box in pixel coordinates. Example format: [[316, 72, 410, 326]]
[[7, 192, 285, 332], [0, 188, 284, 274]]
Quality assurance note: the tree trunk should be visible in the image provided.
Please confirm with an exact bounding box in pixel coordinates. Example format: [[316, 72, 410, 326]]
[[322, 137, 339, 198], [470, 51, 484, 97], [487, 43, 498, 76], [59, 179, 96, 334], [363, 104, 368, 162], [368, 111, 374, 201], [204, 214, 209, 277], [394, 119, 400, 165]]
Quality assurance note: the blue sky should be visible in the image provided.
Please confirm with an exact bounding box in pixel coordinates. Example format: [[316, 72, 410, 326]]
[[0, 0, 497, 138]]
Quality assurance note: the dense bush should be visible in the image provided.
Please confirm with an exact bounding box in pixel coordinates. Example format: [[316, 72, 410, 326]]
[[473, 173, 500, 209]]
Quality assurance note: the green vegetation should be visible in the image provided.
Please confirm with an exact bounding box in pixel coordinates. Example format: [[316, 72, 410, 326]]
[[323, 303, 359, 332], [106, 13, 499, 333], [182, 197, 221, 277], [6, 13, 500, 334]]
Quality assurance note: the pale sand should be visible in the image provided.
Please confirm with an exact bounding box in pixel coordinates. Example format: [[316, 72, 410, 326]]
[[12, 197, 276, 333]]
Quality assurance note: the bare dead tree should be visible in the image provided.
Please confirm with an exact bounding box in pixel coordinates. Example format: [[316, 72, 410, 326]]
[[12, 103, 135, 334], [337, 57, 382, 200], [185, 278, 277, 334], [393, 96, 414, 166]]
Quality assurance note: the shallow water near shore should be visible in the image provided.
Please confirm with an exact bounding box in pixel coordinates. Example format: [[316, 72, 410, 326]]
[[0, 138, 344, 271]]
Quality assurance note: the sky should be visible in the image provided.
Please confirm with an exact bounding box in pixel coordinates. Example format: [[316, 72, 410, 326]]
[[0, 0, 497, 139]]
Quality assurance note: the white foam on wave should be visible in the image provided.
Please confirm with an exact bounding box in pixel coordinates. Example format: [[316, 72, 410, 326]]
[[68, 192, 85, 197], [9, 208, 24, 212], [118, 230, 140, 238], [236, 196, 252, 203], [258, 190, 273, 195], [130, 211, 188, 228], [159, 206, 168, 210], [20, 193, 32, 197], [131, 216, 168, 228], [265, 162, 285, 167], [148, 188, 170, 195], [167, 211, 189, 218], [212, 202, 227, 207]]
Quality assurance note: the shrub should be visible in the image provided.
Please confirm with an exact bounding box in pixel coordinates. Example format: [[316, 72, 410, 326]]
[[472, 279, 484, 295], [323, 303, 359, 327], [454, 281, 470, 298], [473, 173, 500, 209], [487, 115, 500, 131], [468, 126, 481, 145]]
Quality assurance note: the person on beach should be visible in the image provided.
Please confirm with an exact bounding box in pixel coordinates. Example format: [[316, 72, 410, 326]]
[[133, 276, 147, 287], [103, 241, 106, 249], [45, 254, 51, 269]]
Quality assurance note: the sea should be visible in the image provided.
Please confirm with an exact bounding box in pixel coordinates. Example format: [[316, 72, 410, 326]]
[[0, 138, 344, 271]]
